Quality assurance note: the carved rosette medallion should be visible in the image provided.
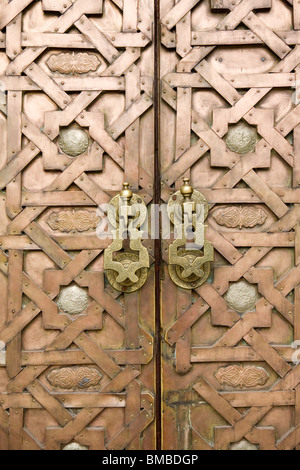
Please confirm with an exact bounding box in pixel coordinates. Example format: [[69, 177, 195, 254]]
[[47, 367, 102, 389], [63, 443, 88, 451], [213, 206, 267, 229], [225, 122, 258, 154], [216, 365, 269, 388], [58, 128, 89, 157], [225, 280, 259, 313], [47, 210, 100, 233], [57, 285, 89, 315], [231, 440, 258, 451], [47, 52, 101, 75]]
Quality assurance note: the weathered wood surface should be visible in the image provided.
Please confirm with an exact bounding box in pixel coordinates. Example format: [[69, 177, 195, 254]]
[[2, 0, 300, 452], [161, 0, 300, 451], [0, 0, 155, 450]]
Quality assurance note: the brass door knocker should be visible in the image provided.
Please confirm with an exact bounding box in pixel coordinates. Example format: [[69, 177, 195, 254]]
[[167, 179, 214, 289], [104, 183, 149, 293]]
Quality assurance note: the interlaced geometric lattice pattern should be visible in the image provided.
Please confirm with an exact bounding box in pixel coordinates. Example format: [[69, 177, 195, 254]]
[[161, 0, 300, 451], [2, 0, 300, 452], [0, 0, 155, 450]]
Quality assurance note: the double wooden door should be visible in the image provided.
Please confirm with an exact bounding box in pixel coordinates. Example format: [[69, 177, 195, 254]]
[[0, 0, 300, 450]]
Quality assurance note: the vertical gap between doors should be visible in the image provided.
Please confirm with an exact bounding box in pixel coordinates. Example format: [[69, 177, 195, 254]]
[[154, 0, 162, 451]]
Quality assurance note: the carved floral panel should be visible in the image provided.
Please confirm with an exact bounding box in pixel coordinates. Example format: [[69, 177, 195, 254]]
[[215, 365, 269, 388], [47, 210, 100, 233], [47, 367, 103, 389], [47, 52, 101, 75], [213, 207, 268, 230]]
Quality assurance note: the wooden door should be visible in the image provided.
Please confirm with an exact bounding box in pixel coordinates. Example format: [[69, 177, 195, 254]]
[[1, 0, 300, 452], [0, 0, 156, 450], [161, 0, 300, 451]]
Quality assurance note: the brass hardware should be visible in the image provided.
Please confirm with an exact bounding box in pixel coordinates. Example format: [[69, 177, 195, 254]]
[[104, 183, 149, 293], [167, 179, 214, 289]]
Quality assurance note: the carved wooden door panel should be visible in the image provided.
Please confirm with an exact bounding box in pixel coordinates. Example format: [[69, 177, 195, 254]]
[[161, 0, 300, 451], [0, 0, 156, 450], [2, 0, 300, 452]]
